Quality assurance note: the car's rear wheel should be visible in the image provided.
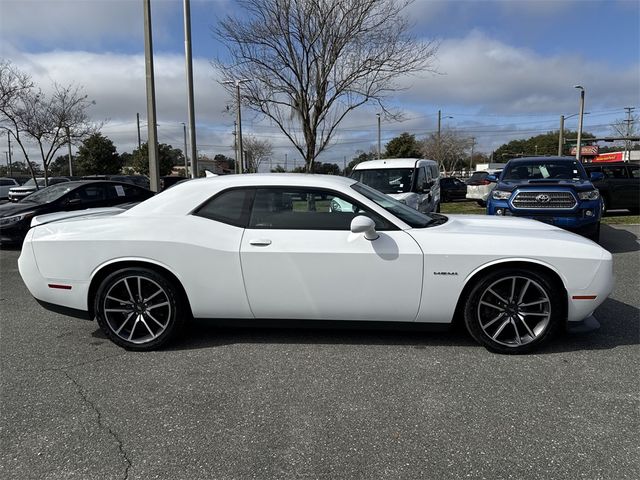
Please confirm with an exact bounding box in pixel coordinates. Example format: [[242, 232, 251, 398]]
[[464, 269, 562, 354], [95, 268, 184, 350]]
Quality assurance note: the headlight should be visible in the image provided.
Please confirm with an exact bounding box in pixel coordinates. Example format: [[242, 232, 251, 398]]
[[0, 212, 33, 226], [578, 190, 600, 200], [491, 190, 511, 200]]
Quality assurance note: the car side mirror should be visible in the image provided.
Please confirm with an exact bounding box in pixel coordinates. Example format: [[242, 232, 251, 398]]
[[486, 175, 498, 183], [350, 215, 379, 241], [590, 172, 604, 182]]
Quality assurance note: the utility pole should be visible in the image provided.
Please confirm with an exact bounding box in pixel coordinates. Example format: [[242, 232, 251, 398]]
[[469, 137, 476, 172], [232, 121, 238, 173], [223, 79, 250, 174], [558, 115, 564, 156], [284, 153, 288, 171], [377, 113, 381, 160], [136, 112, 142, 149], [7, 131, 12, 177], [65, 126, 73, 176], [183, 0, 198, 178], [574, 85, 585, 163], [624, 107, 634, 161], [181, 122, 189, 177], [143, 0, 160, 192], [437, 109, 441, 138]]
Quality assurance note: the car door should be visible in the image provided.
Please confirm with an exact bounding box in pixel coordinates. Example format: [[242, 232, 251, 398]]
[[601, 165, 628, 209], [240, 187, 423, 321], [61, 184, 109, 211]]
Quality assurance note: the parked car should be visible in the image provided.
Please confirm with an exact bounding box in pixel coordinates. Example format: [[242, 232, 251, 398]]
[[7, 177, 71, 202], [349, 158, 441, 213], [160, 175, 187, 191], [0, 180, 154, 244], [439, 177, 468, 202], [0, 177, 20, 199], [19, 174, 612, 354], [466, 170, 502, 207], [486, 157, 604, 242], [583, 162, 639, 214]]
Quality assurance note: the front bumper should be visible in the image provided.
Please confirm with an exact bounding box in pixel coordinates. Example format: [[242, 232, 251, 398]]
[[487, 198, 601, 230]]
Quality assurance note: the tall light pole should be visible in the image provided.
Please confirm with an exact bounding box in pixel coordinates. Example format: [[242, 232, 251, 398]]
[[143, 0, 160, 192], [223, 79, 250, 173], [181, 122, 189, 177], [574, 85, 585, 163], [65, 126, 73, 176], [183, 0, 198, 178], [559, 111, 590, 156], [377, 113, 381, 160]]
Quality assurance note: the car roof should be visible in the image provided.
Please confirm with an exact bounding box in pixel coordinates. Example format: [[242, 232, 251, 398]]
[[354, 158, 436, 170], [507, 156, 578, 165], [125, 173, 357, 216]]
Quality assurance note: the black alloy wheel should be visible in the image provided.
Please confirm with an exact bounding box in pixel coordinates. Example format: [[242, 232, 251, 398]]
[[95, 267, 185, 350], [464, 268, 562, 354]]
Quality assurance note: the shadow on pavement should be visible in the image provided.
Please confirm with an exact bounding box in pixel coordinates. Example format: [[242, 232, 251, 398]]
[[97, 296, 637, 355], [599, 224, 638, 254]]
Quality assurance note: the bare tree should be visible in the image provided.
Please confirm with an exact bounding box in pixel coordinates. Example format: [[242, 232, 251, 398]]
[[242, 135, 273, 173], [0, 60, 99, 186], [215, 0, 437, 172], [421, 129, 471, 175], [610, 113, 639, 157]]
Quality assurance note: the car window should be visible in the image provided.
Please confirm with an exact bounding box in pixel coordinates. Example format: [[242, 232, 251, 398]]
[[194, 188, 254, 227], [68, 185, 107, 203], [502, 161, 586, 181], [249, 187, 390, 230], [107, 183, 148, 200], [416, 167, 427, 190], [602, 166, 628, 179], [351, 168, 414, 194], [629, 166, 639, 179]]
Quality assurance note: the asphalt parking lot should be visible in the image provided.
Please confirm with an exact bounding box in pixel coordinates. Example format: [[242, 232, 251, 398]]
[[1, 224, 638, 480]]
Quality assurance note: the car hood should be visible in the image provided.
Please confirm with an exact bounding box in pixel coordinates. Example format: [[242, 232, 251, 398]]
[[388, 192, 416, 201], [496, 179, 594, 192], [0, 202, 41, 217], [409, 214, 609, 260]]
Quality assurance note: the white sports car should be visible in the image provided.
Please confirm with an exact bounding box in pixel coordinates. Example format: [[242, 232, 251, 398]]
[[19, 174, 613, 353]]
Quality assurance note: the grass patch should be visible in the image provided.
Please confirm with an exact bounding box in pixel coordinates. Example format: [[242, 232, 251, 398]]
[[441, 201, 639, 225], [440, 201, 485, 215]]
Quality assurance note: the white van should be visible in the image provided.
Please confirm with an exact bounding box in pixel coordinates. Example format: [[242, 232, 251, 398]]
[[349, 158, 441, 213]]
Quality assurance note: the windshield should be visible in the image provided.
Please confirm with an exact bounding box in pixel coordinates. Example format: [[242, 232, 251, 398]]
[[350, 168, 415, 194], [22, 178, 47, 187], [22, 183, 74, 203], [502, 161, 587, 181], [351, 182, 437, 228]]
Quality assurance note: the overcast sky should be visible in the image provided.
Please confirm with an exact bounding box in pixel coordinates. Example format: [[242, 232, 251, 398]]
[[1, 0, 639, 168]]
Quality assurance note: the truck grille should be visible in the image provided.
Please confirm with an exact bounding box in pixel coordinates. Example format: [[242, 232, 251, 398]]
[[511, 191, 577, 210]]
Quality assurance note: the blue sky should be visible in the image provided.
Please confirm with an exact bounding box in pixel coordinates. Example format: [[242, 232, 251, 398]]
[[1, 0, 639, 167]]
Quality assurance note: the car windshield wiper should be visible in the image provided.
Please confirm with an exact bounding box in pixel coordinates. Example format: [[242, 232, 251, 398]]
[[425, 213, 448, 227]]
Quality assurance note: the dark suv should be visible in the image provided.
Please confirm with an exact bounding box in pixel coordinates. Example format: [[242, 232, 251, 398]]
[[583, 162, 639, 214], [486, 157, 603, 242]]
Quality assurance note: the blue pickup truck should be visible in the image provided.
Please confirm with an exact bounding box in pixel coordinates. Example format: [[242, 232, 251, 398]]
[[486, 157, 604, 242]]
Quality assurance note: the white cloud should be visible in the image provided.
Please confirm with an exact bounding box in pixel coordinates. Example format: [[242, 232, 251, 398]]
[[401, 31, 640, 114]]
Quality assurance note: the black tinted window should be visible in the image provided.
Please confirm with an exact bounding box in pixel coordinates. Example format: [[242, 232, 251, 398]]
[[602, 166, 628, 179], [194, 188, 253, 227], [249, 188, 390, 230], [629, 166, 639, 179]]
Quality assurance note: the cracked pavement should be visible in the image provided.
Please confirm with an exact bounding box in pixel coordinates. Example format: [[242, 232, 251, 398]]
[[1, 224, 639, 479]]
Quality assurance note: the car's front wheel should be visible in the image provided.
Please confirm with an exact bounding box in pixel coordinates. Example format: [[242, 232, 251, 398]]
[[464, 268, 562, 354], [95, 267, 185, 350]]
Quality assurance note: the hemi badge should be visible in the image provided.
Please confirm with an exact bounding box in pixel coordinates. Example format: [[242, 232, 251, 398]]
[[572, 295, 597, 300], [48, 284, 72, 290]]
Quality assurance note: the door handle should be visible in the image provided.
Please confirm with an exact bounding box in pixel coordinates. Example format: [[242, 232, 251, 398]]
[[249, 239, 272, 246]]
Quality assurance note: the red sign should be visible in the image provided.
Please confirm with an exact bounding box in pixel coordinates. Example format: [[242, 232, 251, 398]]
[[593, 152, 623, 163], [570, 145, 599, 156]]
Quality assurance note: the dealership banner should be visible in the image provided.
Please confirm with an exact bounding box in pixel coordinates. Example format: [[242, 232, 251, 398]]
[[593, 152, 624, 163]]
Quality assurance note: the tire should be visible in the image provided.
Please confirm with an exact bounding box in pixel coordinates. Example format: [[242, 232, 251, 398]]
[[477, 200, 486, 207], [95, 267, 185, 350], [442, 193, 450, 203], [463, 268, 563, 354]]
